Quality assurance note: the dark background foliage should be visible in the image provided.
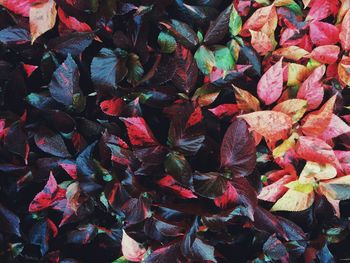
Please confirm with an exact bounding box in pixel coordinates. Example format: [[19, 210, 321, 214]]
[[0, 0, 349, 262]]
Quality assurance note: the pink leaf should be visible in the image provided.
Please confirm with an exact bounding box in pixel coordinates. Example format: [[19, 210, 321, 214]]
[[297, 65, 325, 110], [257, 57, 283, 105]]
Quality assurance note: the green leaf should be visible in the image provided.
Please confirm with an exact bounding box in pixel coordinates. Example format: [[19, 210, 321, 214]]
[[194, 45, 216, 75], [127, 53, 144, 86], [157, 31, 177, 53], [229, 6, 242, 37], [213, 45, 235, 71], [286, 2, 303, 15], [111, 256, 128, 263]]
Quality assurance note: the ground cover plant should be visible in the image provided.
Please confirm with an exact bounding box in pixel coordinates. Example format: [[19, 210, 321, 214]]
[[0, 0, 350, 262]]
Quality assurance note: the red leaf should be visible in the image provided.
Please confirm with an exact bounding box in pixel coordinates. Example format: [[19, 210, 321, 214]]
[[296, 136, 339, 166], [308, 45, 340, 64], [318, 114, 350, 141], [214, 182, 238, 209], [158, 175, 197, 199], [257, 57, 283, 105], [0, 0, 37, 17], [57, 8, 92, 32], [185, 107, 203, 129], [258, 174, 296, 202], [29, 172, 66, 213], [301, 95, 336, 137], [306, 0, 340, 21], [340, 9, 350, 51], [100, 97, 125, 116], [208, 104, 239, 119], [297, 65, 325, 111], [309, 21, 339, 46], [121, 117, 158, 147]]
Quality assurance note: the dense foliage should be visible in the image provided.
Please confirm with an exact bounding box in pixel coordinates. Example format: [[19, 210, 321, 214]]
[[0, 0, 350, 262]]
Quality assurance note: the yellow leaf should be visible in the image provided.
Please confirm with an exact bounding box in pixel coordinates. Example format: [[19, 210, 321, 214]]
[[273, 99, 307, 124], [285, 180, 314, 193], [287, 63, 309, 86], [272, 132, 299, 159], [233, 85, 260, 112], [299, 161, 337, 184], [273, 46, 309, 61], [30, 0, 57, 44], [271, 189, 314, 212], [319, 175, 350, 200]]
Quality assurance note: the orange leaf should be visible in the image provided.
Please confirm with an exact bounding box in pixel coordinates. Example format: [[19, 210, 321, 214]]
[[273, 46, 309, 61], [297, 65, 325, 111], [257, 57, 283, 105], [301, 95, 336, 137], [250, 30, 273, 56], [239, 111, 292, 140], [29, 0, 57, 44], [240, 5, 277, 37], [233, 85, 260, 112]]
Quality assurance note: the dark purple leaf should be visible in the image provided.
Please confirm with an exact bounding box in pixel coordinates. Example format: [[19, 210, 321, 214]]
[[220, 118, 256, 176]]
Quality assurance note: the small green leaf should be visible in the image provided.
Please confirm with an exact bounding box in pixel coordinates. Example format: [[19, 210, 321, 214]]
[[194, 45, 216, 75], [286, 2, 303, 15], [197, 30, 204, 44], [229, 6, 242, 37], [213, 45, 235, 71], [157, 31, 177, 53]]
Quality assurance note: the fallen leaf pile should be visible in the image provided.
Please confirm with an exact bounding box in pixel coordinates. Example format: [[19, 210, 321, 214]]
[[0, 0, 350, 262]]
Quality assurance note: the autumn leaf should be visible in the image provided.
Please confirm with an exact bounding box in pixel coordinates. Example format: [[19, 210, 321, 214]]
[[340, 9, 350, 51], [233, 85, 260, 112], [0, 0, 37, 17], [257, 57, 283, 105], [273, 46, 309, 61], [299, 161, 337, 184], [273, 99, 307, 124], [271, 189, 314, 212], [250, 30, 273, 56], [239, 111, 292, 140], [301, 95, 337, 137], [297, 65, 326, 111], [258, 174, 296, 202], [307, 45, 340, 64], [338, 55, 350, 86], [29, 0, 57, 44], [319, 175, 350, 201], [296, 136, 339, 166], [241, 5, 277, 37], [309, 21, 339, 46]]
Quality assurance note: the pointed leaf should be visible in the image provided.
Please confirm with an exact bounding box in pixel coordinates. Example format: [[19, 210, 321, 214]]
[[220, 119, 256, 176], [271, 189, 314, 212], [239, 111, 293, 140], [257, 58, 283, 105]]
